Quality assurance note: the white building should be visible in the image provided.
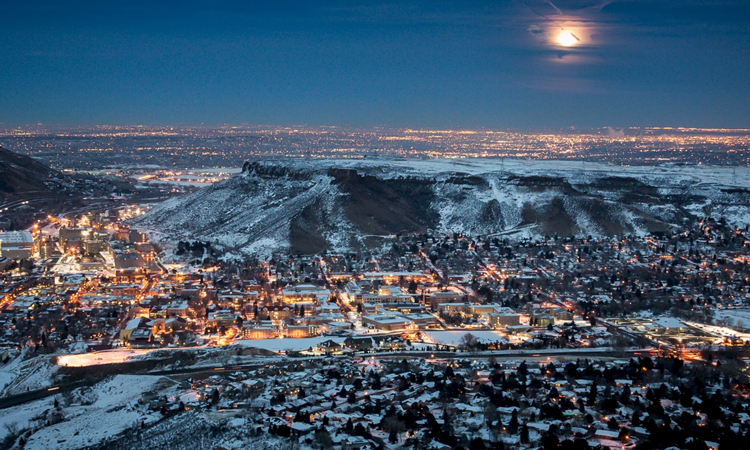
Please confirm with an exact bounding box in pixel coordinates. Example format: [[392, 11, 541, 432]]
[[0, 231, 33, 259]]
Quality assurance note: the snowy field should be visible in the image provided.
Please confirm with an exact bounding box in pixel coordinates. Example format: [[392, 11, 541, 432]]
[[685, 321, 750, 341], [713, 308, 750, 331], [421, 330, 510, 346], [237, 336, 347, 352], [57, 349, 163, 367]]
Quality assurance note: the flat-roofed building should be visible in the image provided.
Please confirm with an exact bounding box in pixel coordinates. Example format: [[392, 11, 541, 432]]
[[166, 300, 189, 317], [120, 317, 153, 341], [362, 302, 382, 315], [344, 282, 363, 303], [531, 314, 555, 328], [362, 314, 416, 331], [262, 305, 292, 322], [362, 271, 429, 284], [286, 324, 319, 338], [489, 313, 521, 328], [218, 291, 256, 308], [281, 284, 330, 303], [207, 311, 238, 328], [113, 251, 145, 272], [430, 291, 466, 302], [84, 239, 109, 255], [362, 285, 414, 304], [129, 328, 154, 348], [549, 307, 573, 321], [404, 313, 441, 329], [0, 231, 33, 259], [382, 303, 423, 315], [59, 228, 84, 247], [469, 304, 499, 316], [438, 302, 471, 314], [242, 325, 277, 339], [36, 238, 57, 259]]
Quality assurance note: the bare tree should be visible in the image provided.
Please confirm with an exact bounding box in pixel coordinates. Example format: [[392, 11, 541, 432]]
[[459, 333, 477, 350]]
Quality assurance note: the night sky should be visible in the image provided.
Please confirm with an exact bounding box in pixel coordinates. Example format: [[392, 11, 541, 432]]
[[1, 1, 749, 128]]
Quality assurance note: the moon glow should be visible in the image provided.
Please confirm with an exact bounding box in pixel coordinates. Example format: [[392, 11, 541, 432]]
[[557, 31, 579, 47]]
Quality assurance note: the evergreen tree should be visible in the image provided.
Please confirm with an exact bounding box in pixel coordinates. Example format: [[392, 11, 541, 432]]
[[470, 437, 487, 450], [631, 410, 641, 427], [508, 409, 519, 434], [520, 424, 529, 444], [587, 382, 597, 406], [518, 361, 528, 378]]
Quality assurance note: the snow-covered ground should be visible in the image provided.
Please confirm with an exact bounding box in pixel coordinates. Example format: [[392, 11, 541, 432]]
[[24, 375, 169, 450], [225, 157, 748, 186], [236, 157, 750, 189], [713, 308, 750, 331], [54, 345, 284, 370], [0, 361, 18, 393], [0, 396, 53, 441], [57, 349, 164, 367], [685, 321, 750, 341], [0, 353, 57, 396], [422, 330, 510, 346], [236, 336, 347, 352], [137, 157, 750, 258]]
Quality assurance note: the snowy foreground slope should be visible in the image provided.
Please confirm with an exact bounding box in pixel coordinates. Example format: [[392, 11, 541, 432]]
[[136, 158, 750, 257]]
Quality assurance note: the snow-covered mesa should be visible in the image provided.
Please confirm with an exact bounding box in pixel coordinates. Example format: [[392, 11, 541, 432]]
[[135, 158, 750, 258]]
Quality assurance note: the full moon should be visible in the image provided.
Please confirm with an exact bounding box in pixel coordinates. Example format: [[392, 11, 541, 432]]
[[557, 31, 578, 47]]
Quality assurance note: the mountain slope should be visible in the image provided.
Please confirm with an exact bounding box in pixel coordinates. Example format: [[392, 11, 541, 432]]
[[0, 146, 62, 203], [136, 158, 750, 257]]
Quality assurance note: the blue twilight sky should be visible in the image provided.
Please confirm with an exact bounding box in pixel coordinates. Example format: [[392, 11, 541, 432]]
[[0, 0, 749, 128]]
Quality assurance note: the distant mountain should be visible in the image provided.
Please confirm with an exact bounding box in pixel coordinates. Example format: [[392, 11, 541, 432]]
[[0, 146, 63, 203], [136, 158, 750, 257], [0, 147, 95, 230]]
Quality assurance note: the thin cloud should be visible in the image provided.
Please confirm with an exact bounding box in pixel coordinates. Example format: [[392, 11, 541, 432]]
[[545, 0, 564, 16]]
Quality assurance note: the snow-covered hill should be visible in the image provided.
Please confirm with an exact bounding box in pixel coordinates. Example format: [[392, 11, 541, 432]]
[[135, 158, 750, 257]]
